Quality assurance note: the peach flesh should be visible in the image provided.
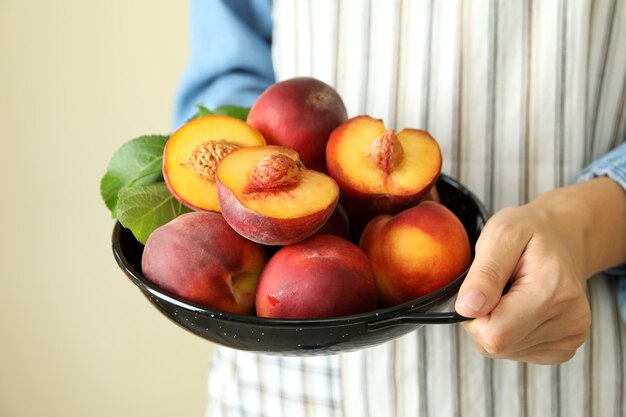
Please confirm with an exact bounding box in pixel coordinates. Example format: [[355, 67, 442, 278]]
[[326, 115, 442, 216], [163, 115, 266, 212], [216, 146, 339, 246], [217, 181, 337, 245]]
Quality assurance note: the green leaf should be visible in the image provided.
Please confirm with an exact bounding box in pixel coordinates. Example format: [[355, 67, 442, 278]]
[[127, 157, 164, 187], [191, 104, 250, 121], [116, 182, 192, 244], [100, 135, 169, 217], [213, 105, 250, 121], [191, 104, 214, 119]]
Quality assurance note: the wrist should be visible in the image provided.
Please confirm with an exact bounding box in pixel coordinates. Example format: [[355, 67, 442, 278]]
[[579, 177, 626, 276], [526, 186, 592, 281], [529, 177, 626, 279]]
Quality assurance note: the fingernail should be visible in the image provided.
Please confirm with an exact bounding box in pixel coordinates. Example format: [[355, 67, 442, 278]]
[[457, 290, 486, 312]]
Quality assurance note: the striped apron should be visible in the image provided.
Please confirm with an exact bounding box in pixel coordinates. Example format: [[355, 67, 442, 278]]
[[205, 1, 626, 416]]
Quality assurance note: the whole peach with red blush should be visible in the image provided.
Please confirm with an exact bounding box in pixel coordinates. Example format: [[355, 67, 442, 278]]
[[256, 235, 378, 319], [360, 201, 471, 307], [247, 77, 348, 172], [141, 211, 266, 315]]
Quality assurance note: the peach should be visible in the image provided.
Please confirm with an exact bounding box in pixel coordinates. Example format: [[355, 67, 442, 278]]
[[420, 185, 441, 203], [315, 203, 350, 239], [216, 145, 339, 246], [247, 77, 348, 172], [256, 235, 378, 319], [326, 115, 442, 217], [163, 115, 266, 212], [141, 211, 266, 315], [359, 201, 471, 307]]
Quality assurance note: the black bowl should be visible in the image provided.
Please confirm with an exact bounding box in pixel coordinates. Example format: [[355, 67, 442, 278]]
[[112, 174, 489, 356]]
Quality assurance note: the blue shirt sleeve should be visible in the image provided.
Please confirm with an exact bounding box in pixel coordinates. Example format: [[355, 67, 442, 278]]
[[578, 141, 626, 190], [172, 0, 275, 130], [577, 141, 626, 322]]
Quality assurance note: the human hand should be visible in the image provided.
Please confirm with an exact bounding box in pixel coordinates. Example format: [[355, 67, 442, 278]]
[[455, 177, 626, 364], [454, 204, 591, 363], [454, 188, 596, 364]]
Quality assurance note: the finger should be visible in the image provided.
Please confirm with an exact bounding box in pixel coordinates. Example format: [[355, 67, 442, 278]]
[[471, 330, 588, 357], [498, 315, 590, 353], [462, 279, 546, 353], [473, 335, 585, 365], [456, 214, 532, 317], [463, 272, 589, 355], [512, 350, 577, 365], [463, 311, 585, 354]]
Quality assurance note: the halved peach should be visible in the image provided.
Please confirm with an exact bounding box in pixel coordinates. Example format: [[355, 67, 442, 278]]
[[216, 145, 339, 245], [326, 115, 442, 216], [163, 115, 266, 212]]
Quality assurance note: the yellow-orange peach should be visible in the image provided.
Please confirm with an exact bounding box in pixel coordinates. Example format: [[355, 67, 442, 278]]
[[360, 201, 471, 306], [216, 145, 339, 246], [163, 115, 266, 212], [326, 115, 442, 219]]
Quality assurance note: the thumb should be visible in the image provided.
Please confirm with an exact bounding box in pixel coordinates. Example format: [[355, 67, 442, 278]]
[[455, 219, 530, 318]]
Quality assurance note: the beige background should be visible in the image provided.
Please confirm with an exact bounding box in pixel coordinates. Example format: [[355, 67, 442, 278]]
[[0, 1, 213, 416]]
